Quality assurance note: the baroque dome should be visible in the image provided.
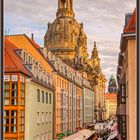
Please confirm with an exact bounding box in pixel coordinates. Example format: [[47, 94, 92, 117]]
[[44, 17, 87, 52], [44, 0, 88, 65]]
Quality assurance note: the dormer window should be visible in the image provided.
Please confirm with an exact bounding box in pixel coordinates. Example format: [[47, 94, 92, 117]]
[[26, 64, 33, 72], [26, 53, 29, 63], [45, 74, 49, 84], [34, 66, 37, 77], [50, 75, 52, 85], [32, 58, 35, 64], [16, 50, 22, 58], [39, 69, 42, 80], [23, 51, 26, 62], [42, 71, 46, 82], [28, 55, 31, 64]]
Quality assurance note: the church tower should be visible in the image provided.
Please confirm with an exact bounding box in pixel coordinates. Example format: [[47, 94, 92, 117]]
[[108, 75, 118, 93], [44, 0, 88, 66], [91, 42, 101, 74]]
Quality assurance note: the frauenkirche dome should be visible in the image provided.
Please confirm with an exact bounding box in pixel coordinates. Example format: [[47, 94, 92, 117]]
[[44, 0, 88, 65]]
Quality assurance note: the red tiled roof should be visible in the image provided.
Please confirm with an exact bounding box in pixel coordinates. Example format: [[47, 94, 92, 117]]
[[4, 38, 31, 76], [124, 9, 136, 33]]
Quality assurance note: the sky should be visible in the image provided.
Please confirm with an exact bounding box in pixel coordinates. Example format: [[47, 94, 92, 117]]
[[4, 0, 136, 89]]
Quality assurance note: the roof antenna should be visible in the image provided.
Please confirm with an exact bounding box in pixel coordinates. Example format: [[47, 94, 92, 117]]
[[31, 33, 34, 40]]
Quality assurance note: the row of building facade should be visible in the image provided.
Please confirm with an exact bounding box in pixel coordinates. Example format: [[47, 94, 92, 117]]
[[4, 34, 105, 140]]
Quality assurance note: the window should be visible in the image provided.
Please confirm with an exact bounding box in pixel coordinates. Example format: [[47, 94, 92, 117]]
[[11, 110, 17, 133], [62, 80, 64, 89], [49, 112, 51, 123], [60, 79, 61, 87], [46, 112, 48, 123], [20, 110, 24, 132], [37, 112, 40, 124], [37, 89, 40, 102], [42, 91, 44, 103], [20, 83, 25, 106], [4, 110, 17, 133], [42, 112, 44, 124], [49, 94, 51, 104], [11, 83, 18, 105], [46, 92, 48, 104], [4, 83, 10, 106], [4, 110, 9, 133], [57, 77, 59, 86], [45, 132, 48, 140]]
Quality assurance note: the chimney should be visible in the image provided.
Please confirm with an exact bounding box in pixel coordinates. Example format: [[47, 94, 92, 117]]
[[31, 33, 34, 40]]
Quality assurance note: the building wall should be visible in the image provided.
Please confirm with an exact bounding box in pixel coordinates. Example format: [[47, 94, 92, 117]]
[[83, 87, 94, 125], [126, 39, 136, 140], [25, 79, 53, 140]]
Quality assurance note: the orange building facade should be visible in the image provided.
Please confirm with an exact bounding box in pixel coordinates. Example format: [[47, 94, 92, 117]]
[[104, 93, 117, 120]]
